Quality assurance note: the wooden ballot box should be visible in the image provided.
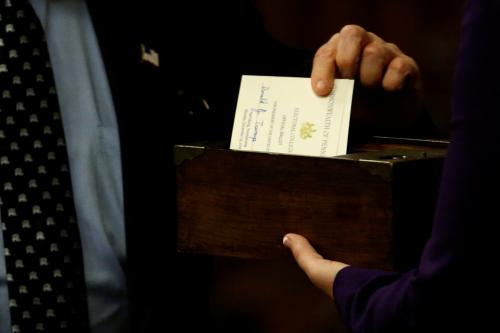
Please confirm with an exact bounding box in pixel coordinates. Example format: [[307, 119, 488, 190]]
[[175, 137, 447, 271]]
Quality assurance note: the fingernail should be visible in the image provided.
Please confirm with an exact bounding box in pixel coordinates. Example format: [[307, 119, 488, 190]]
[[282, 235, 290, 246], [316, 80, 326, 92]]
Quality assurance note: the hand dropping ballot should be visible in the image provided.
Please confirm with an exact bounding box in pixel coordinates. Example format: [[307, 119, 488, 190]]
[[230, 75, 354, 157]]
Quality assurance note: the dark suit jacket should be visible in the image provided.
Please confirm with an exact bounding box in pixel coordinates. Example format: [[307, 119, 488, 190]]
[[85, 2, 310, 331]]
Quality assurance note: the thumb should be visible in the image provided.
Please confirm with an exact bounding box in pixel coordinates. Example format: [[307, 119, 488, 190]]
[[283, 233, 348, 299]]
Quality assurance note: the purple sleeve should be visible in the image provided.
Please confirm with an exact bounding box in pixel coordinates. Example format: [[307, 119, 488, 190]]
[[333, 0, 500, 331]]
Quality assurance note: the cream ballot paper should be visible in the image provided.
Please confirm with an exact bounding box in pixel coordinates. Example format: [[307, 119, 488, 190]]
[[230, 75, 354, 157]]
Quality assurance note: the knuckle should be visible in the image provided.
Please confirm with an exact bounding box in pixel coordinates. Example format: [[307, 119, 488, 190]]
[[328, 32, 340, 43], [340, 24, 364, 39], [385, 42, 401, 53], [389, 57, 410, 74]]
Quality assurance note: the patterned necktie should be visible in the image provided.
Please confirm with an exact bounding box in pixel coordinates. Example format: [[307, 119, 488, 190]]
[[0, 0, 89, 332]]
